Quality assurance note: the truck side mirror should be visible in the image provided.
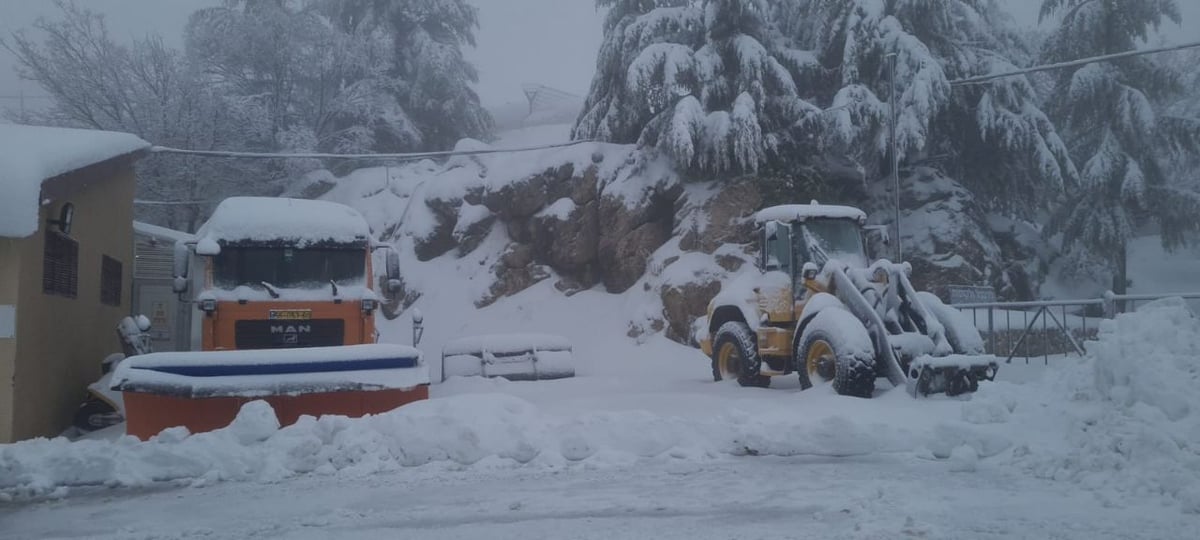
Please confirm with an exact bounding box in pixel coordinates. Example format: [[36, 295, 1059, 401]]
[[385, 248, 401, 282], [172, 241, 191, 294]]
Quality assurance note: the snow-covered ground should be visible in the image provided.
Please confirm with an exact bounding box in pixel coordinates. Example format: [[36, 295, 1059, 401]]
[[3, 296, 1200, 538]]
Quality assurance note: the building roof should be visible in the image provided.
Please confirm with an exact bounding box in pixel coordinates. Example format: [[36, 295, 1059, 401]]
[[754, 202, 868, 224], [0, 124, 151, 238], [194, 197, 372, 250]]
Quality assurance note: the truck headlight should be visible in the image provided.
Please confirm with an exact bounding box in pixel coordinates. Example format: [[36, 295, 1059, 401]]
[[361, 298, 377, 315]]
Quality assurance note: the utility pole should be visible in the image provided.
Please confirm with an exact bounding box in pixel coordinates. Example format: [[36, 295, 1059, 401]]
[[887, 52, 902, 262]]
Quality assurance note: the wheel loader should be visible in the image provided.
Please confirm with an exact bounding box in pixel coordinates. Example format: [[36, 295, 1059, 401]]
[[699, 202, 998, 397]]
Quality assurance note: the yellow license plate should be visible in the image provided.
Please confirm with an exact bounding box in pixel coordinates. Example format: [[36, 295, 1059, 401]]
[[269, 309, 312, 321]]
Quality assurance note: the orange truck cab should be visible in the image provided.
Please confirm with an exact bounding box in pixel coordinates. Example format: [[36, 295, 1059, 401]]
[[172, 197, 402, 352], [114, 197, 425, 440]]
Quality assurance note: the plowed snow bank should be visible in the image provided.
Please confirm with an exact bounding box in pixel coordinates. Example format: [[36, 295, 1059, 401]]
[[1, 394, 913, 498], [1022, 298, 1200, 513]]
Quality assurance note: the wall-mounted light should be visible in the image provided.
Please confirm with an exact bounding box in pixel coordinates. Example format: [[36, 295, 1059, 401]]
[[47, 203, 75, 235]]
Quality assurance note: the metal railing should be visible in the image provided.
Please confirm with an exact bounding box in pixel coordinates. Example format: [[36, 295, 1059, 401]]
[[950, 292, 1200, 364]]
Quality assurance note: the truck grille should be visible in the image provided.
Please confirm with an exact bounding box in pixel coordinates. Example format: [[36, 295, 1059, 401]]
[[234, 319, 345, 350]]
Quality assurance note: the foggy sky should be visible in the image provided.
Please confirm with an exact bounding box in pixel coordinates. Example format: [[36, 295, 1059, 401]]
[[0, 0, 1195, 112]]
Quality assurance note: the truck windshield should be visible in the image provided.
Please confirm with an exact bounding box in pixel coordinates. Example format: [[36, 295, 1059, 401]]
[[800, 219, 867, 267], [212, 247, 366, 289]]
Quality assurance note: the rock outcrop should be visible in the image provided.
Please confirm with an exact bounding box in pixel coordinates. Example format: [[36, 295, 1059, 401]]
[[877, 167, 1033, 302]]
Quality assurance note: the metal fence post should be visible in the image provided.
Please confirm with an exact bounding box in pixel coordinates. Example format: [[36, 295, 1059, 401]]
[[1103, 290, 1117, 319]]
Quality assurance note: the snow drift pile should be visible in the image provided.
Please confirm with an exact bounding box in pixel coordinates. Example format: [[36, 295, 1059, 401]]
[[0, 394, 912, 499], [1021, 298, 1200, 513]]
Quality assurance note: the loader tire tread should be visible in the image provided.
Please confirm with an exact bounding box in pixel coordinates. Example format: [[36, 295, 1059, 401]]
[[712, 322, 769, 388], [796, 309, 876, 398], [832, 354, 875, 398]]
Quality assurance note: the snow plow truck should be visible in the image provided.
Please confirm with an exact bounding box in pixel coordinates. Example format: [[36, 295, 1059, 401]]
[[111, 197, 429, 439], [700, 202, 997, 398]]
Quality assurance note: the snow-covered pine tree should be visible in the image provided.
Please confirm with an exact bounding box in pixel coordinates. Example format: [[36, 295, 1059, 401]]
[[1156, 47, 1200, 193], [187, 0, 490, 155], [780, 0, 1075, 213], [186, 0, 412, 155], [320, 0, 493, 151], [1039, 0, 1200, 296], [573, 0, 821, 176]]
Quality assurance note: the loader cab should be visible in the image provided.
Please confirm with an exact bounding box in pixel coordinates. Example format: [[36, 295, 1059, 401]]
[[759, 217, 869, 276], [757, 203, 873, 299]]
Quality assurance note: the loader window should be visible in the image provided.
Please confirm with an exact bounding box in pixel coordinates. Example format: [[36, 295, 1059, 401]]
[[762, 221, 792, 274], [212, 247, 366, 290], [800, 219, 868, 268]]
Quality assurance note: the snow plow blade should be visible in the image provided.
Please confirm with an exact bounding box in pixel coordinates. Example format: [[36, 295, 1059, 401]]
[[441, 334, 574, 382], [905, 354, 999, 397], [111, 344, 430, 440]]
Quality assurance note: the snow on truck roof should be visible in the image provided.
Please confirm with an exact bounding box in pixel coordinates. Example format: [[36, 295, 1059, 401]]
[[195, 197, 372, 247], [0, 124, 150, 238], [754, 203, 867, 224]]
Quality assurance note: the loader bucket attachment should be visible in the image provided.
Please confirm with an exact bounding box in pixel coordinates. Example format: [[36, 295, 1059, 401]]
[[441, 334, 575, 382], [906, 354, 999, 397]]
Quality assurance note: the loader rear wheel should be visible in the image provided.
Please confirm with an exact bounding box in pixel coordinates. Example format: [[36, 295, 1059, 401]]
[[712, 322, 769, 388], [795, 310, 876, 398]]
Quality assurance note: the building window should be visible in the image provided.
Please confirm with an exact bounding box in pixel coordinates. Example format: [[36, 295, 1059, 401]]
[[43, 231, 79, 298], [101, 256, 123, 307]]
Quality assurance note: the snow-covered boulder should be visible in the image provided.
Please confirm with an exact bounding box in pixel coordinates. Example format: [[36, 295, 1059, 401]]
[[677, 179, 761, 253], [477, 244, 551, 308], [596, 188, 680, 293], [882, 168, 1023, 300], [529, 197, 599, 281]]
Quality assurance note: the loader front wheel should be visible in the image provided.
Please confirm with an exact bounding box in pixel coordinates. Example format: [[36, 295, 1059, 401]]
[[712, 322, 769, 388], [795, 309, 876, 398]]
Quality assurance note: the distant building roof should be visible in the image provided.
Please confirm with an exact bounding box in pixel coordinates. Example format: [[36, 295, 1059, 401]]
[[0, 124, 150, 238]]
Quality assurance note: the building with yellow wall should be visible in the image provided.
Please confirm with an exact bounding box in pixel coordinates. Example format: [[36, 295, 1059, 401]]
[[0, 124, 149, 442]]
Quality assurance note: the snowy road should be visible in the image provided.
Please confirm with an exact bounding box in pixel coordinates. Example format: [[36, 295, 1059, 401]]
[[2, 361, 1195, 540], [4, 450, 1190, 540]]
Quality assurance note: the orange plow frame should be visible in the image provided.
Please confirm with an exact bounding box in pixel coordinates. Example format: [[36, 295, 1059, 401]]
[[123, 386, 428, 440]]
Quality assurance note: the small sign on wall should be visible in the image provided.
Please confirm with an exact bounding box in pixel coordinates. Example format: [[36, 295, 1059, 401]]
[[0, 305, 14, 339], [947, 285, 997, 305]]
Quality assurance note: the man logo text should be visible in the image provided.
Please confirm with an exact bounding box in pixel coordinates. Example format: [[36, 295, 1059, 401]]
[[270, 325, 312, 334]]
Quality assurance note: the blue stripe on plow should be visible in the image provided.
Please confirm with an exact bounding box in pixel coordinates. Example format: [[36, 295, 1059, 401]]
[[146, 355, 420, 377]]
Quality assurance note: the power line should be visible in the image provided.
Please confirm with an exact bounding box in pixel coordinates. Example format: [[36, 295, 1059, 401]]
[[134, 199, 213, 206], [950, 41, 1200, 86], [149, 139, 596, 161]]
